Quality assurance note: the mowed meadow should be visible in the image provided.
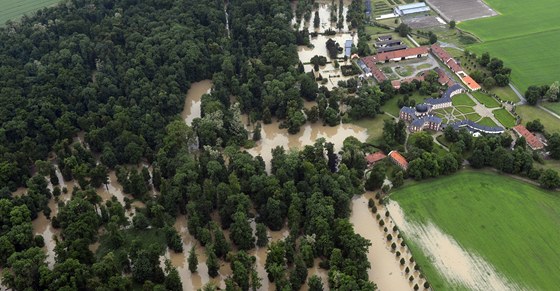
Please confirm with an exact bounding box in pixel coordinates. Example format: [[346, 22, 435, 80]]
[[459, 0, 560, 92], [0, 0, 61, 25], [390, 171, 560, 290]]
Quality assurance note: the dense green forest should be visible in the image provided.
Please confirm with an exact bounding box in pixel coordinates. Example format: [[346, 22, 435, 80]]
[[0, 0, 379, 290]]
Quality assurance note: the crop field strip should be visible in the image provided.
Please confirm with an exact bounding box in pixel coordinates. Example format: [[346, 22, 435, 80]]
[[390, 171, 560, 290], [0, 0, 61, 25], [459, 0, 560, 92]]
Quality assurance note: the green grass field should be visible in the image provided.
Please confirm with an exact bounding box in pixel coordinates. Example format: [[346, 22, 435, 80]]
[[465, 112, 481, 122], [455, 106, 475, 114], [459, 0, 560, 92], [352, 115, 393, 144], [471, 92, 500, 108], [452, 94, 475, 106], [542, 101, 560, 116], [493, 108, 517, 128], [390, 171, 560, 290], [0, 0, 61, 25], [489, 86, 520, 103], [516, 105, 560, 134], [380, 93, 426, 116], [477, 117, 498, 127]]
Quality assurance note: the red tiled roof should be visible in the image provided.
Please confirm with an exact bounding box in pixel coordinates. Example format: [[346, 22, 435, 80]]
[[366, 152, 387, 164], [375, 46, 429, 62], [362, 56, 387, 82], [431, 44, 464, 73], [513, 125, 544, 150], [434, 67, 452, 85], [461, 75, 481, 91], [389, 150, 409, 170], [430, 44, 452, 63], [446, 59, 464, 74]]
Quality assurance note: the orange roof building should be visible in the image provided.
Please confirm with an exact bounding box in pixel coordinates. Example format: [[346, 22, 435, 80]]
[[388, 150, 409, 170], [513, 125, 545, 150], [366, 152, 387, 166], [461, 75, 481, 91]]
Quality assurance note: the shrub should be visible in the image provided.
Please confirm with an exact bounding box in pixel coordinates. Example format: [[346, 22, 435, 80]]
[[409, 275, 414, 282], [400, 258, 405, 265], [385, 211, 390, 217], [405, 267, 410, 273], [379, 220, 385, 226], [375, 193, 381, 200], [376, 213, 381, 220], [368, 198, 375, 208], [387, 234, 393, 241], [415, 264, 420, 271], [414, 284, 419, 290], [424, 282, 430, 288], [391, 242, 396, 249], [410, 257, 415, 263], [393, 226, 398, 232], [371, 205, 377, 213], [401, 241, 406, 247], [384, 227, 388, 233], [396, 251, 401, 257]]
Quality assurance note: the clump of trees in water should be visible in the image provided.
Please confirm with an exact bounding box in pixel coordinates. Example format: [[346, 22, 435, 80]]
[[0, 0, 382, 289]]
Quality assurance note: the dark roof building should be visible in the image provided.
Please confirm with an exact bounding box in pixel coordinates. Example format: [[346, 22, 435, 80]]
[[377, 35, 392, 41], [375, 39, 403, 48], [345, 40, 353, 57], [377, 45, 408, 53]]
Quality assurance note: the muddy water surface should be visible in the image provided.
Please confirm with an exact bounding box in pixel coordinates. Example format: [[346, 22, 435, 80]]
[[182, 80, 213, 125], [350, 193, 413, 290], [247, 120, 368, 172]]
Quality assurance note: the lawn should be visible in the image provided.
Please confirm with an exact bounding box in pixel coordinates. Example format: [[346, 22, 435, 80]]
[[477, 117, 498, 127], [390, 171, 560, 290], [493, 108, 517, 128], [451, 94, 475, 106], [380, 93, 427, 117], [489, 86, 520, 103], [455, 106, 474, 114], [459, 0, 560, 92], [0, 0, 61, 25], [352, 115, 394, 145], [464, 112, 481, 122], [516, 105, 560, 134], [471, 92, 500, 108], [542, 101, 560, 116]]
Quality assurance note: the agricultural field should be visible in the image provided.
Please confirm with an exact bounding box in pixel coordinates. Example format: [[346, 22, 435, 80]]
[[459, 0, 560, 92], [389, 171, 560, 290], [515, 105, 560, 134], [492, 108, 516, 128], [0, 0, 61, 25], [471, 91, 500, 108]]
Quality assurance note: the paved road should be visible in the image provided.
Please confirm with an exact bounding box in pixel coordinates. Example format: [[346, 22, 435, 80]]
[[508, 83, 527, 105], [537, 104, 560, 120]]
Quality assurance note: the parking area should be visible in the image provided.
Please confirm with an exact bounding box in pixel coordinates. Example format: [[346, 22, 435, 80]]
[[425, 0, 497, 22]]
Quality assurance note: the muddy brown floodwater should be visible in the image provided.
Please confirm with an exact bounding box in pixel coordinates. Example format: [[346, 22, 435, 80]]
[[350, 192, 414, 290], [181, 80, 213, 125], [247, 120, 368, 172]]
